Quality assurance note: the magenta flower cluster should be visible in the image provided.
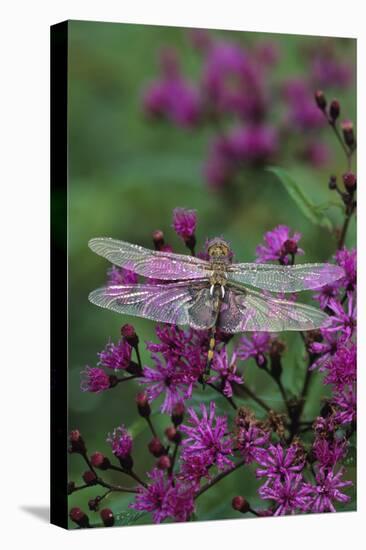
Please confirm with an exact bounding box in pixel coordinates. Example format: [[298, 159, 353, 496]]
[[71, 203, 355, 527], [142, 32, 353, 189]]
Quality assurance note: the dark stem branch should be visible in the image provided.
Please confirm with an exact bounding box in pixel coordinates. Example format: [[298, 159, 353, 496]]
[[195, 458, 246, 499], [207, 382, 238, 410]]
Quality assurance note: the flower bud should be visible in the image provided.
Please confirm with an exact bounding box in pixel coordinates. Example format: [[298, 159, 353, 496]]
[[136, 392, 151, 417], [91, 452, 111, 470], [100, 508, 115, 527], [157, 454, 171, 470], [121, 324, 139, 347], [148, 437, 165, 457], [341, 120, 355, 148], [328, 175, 337, 190], [69, 430, 86, 454], [314, 90, 326, 111], [152, 229, 165, 250], [342, 172, 356, 193], [165, 425, 182, 444], [118, 454, 134, 471], [232, 496, 250, 513], [329, 99, 340, 122], [282, 239, 298, 255], [82, 470, 97, 485], [69, 507, 90, 528], [88, 496, 101, 511], [171, 402, 185, 426]]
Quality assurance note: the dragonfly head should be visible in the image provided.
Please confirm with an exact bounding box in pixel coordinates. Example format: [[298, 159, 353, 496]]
[[207, 238, 233, 263]]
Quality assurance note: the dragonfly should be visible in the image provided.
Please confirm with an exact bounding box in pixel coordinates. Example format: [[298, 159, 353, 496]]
[[88, 237, 344, 373]]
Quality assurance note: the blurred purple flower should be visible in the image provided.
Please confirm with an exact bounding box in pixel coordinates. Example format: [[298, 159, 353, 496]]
[[301, 140, 331, 168], [130, 468, 195, 523], [107, 265, 138, 286], [181, 402, 233, 471], [204, 124, 278, 189], [209, 348, 243, 397], [306, 467, 352, 513], [80, 366, 110, 393], [107, 424, 132, 459], [237, 332, 273, 366], [283, 78, 325, 131], [255, 225, 304, 265], [172, 208, 197, 240], [255, 443, 305, 481], [202, 41, 267, 121], [311, 53, 353, 89], [254, 41, 280, 67], [98, 338, 132, 371], [259, 473, 312, 516], [143, 49, 201, 128]]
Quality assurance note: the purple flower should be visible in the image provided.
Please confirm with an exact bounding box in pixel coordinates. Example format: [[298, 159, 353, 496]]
[[323, 344, 356, 390], [306, 467, 352, 513], [107, 265, 138, 286], [140, 355, 190, 414], [255, 443, 305, 481], [300, 140, 331, 168], [237, 332, 273, 366], [236, 424, 269, 464], [332, 385, 356, 425], [146, 324, 207, 378], [178, 453, 211, 487], [312, 437, 348, 468], [255, 225, 304, 265], [143, 49, 201, 128], [309, 331, 341, 371], [130, 468, 195, 523], [172, 208, 197, 240], [204, 126, 278, 189], [311, 51, 353, 89], [98, 338, 132, 371], [209, 348, 243, 397], [259, 473, 312, 516], [335, 248, 356, 291], [107, 424, 132, 458], [80, 366, 110, 393], [313, 283, 340, 310], [202, 41, 267, 121], [181, 402, 233, 471], [325, 294, 356, 340], [283, 78, 325, 131]]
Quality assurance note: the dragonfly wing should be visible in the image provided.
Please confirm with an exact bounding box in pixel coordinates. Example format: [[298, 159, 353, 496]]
[[89, 282, 217, 329], [227, 262, 344, 293], [89, 238, 211, 280], [219, 286, 330, 332]]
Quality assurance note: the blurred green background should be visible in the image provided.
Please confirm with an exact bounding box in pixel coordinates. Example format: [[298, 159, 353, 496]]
[[67, 20, 356, 526]]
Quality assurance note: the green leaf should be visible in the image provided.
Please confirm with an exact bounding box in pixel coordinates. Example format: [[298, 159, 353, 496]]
[[267, 166, 333, 231]]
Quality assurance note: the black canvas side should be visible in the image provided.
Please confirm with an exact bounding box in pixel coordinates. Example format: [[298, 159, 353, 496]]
[[50, 20, 69, 529]]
